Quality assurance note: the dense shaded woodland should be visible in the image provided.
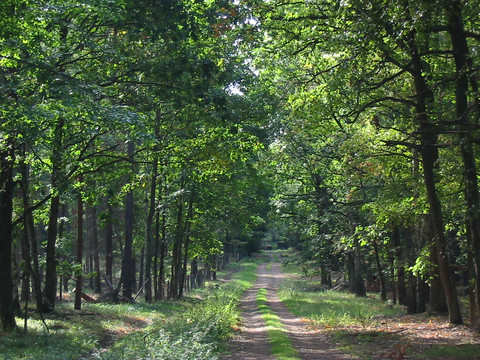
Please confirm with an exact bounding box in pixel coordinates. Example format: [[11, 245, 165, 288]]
[[1, 0, 480, 333]]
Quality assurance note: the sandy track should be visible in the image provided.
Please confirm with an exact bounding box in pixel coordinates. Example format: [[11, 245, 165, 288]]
[[222, 253, 351, 360]]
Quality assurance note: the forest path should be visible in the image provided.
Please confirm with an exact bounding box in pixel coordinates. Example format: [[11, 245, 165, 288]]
[[222, 252, 352, 360]]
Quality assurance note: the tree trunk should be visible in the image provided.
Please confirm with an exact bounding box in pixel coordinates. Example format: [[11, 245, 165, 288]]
[[169, 185, 184, 299], [179, 190, 194, 299], [43, 118, 64, 312], [0, 139, 17, 330], [43, 194, 60, 312], [20, 153, 43, 311], [466, 223, 477, 322], [144, 156, 158, 302], [105, 198, 113, 284], [158, 211, 167, 300], [211, 254, 217, 281], [429, 241, 448, 313], [407, 29, 463, 324], [74, 183, 84, 311], [191, 258, 198, 289], [373, 239, 387, 301], [88, 205, 101, 294], [393, 228, 407, 306], [153, 211, 160, 301], [121, 141, 135, 300], [138, 246, 144, 295], [446, 1, 480, 319]]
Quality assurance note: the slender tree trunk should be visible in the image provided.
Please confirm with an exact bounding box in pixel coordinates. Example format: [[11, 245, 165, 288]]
[[407, 28, 463, 324], [191, 258, 198, 289], [446, 1, 480, 319], [373, 239, 387, 301], [105, 199, 113, 284], [19, 223, 30, 304], [387, 247, 396, 304], [466, 222, 477, 322], [27, 205, 42, 311], [87, 205, 101, 293], [121, 141, 135, 300], [211, 254, 217, 281], [44, 194, 60, 312], [75, 180, 84, 311], [43, 118, 64, 312], [138, 246, 144, 295], [159, 211, 167, 300], [179, 190, 194, 299], [153, 211, 160, 301], [393, 228, 407, 306], [169, 183, 184, 299], [0, 139, 17, 330], [144, 156, 158, 302]]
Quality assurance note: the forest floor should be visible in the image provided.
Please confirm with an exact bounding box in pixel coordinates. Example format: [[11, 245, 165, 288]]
[[221, 251, 480, 360]]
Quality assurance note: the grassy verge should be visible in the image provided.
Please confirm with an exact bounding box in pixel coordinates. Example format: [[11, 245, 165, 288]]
[[257, 288, 300, 360], [103, 257, 262, 360], [0, 257, 261, 360], [0, 301, 180, 360], [278, 276, 480, 359], [279, 278, 402, 328]]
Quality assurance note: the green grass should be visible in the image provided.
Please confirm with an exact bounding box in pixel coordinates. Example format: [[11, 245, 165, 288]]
[[0, 257, 263, 360], [277, 268, 479, 360], [0, 301, 177, 360], [419, 344, 480, 359], [279, 278, 403, 328], [104, 257, 263, 360], [257, 288, 300, 360]]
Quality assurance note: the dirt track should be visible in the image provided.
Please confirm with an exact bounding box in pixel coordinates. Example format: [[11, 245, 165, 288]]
[[222, 252, 351, 360]]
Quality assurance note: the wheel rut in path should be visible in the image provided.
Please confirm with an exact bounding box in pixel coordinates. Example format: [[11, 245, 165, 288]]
[[222, 253, 352, 360]]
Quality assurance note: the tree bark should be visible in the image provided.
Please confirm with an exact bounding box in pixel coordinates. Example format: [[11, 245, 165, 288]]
[[406, 26, 463, 324], [88, 204, 101, 293], [43, 118, 64, 312], [179, 190, 194, 299], [0, 139, 17, 330], [446, 0, 480, 319], [74, 182, 84, 311], [392, 228, 407, 306], [144, 156, 158, 302], [158, 211, 167, 300], [43, 194, 60, 312], [105, 198, 113, 284], [373, 239, 387, 301], [153, 211, 160, 301], [121, 141, 135, 300], [169, 195, 184, 299]]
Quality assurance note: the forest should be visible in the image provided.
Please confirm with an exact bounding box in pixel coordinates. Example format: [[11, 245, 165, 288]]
[[1, 0, 480, 358]]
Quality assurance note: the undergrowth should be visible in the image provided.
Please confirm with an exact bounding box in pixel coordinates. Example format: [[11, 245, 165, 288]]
[[102, 287, 241, 360], [0, 257, 260, 360], [101, 257, 261, 360]]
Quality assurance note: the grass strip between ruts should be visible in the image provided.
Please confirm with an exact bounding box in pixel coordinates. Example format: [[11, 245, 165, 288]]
[[257, 288, 300, 360]]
